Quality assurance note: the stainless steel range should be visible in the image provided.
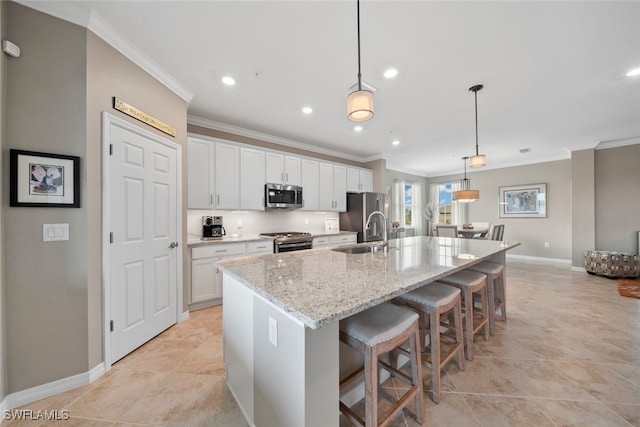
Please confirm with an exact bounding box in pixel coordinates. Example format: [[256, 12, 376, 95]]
[[259, 232, 313, 253]]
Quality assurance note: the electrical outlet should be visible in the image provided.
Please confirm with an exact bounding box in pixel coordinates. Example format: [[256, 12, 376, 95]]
[[268, 316, 278, 347], [237, 219, 243, 227], [544, 242, 550, 248]]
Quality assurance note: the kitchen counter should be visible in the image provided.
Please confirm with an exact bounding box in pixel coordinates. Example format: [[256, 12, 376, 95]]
[[187, 234, 270, 247], [218, 235, 520, 426], [217, 235, 519, 329]]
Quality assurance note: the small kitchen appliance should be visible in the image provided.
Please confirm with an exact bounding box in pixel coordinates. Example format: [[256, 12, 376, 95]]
[[202, 216, 225, 239], [265, 183, 304, 210]]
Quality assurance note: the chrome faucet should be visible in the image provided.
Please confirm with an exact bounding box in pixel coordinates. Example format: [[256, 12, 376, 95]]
[[365, 210, 388, 251]]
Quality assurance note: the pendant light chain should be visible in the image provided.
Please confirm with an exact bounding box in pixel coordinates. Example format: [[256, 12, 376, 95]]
[[357, 0, 362, 91]]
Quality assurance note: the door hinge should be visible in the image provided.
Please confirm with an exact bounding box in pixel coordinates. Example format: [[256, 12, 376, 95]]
[[110, 320, 114, 332], [109, 144, 113, 155], [110, 232, 113, 243]]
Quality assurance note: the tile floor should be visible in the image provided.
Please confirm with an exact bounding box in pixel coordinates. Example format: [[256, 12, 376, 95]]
[[6, 258, 640, 426]]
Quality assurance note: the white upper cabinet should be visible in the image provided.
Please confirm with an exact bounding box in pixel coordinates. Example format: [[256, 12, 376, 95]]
[[266, 153, 301, 186], [187, 138, 215, 209], [300, 158, 319, 211], [215, 142, 239, 209], [240, 147, 265, 210], [187, 136, 373, 212], [346, 167, 373, 193], [318, 163, 347, 212], [333, 165, 347, 211]]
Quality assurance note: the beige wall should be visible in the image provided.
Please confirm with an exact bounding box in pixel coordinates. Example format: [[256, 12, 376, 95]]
[[3, 2, 187, 394], [427, 160, 573, 260], [595, 144, 640, 254], [571, 149, 595, 265], [4, 2, 89, 392], [1, 0, 7, 404]]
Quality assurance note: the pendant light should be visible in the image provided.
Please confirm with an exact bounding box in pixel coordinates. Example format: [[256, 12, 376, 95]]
[[347, 0, 374, 122], [468, 84, 486, 168], [452, 156, 479, 202]]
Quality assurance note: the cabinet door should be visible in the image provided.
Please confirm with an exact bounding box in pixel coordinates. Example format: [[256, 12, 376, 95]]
[[187, 139, 215, 208], [265, 152, 284, 184], [284, 155, 302, 186], [360, 170, 373, 192], [191, 258, 221, 303], [215, 142, 239, 209], [318, 162, 334, 211], [300, 159, 319, 211], [346, 168, 361, 192], [333, 165, 347, 212], [240, 147, 265, 210]]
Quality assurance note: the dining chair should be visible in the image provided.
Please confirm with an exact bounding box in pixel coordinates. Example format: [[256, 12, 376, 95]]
[[436, 225, 458, 238], [489, 224, 505, 241]]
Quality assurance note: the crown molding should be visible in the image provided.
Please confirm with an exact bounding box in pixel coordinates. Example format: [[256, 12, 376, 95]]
[[596, 136, 640, 150], [187, 115, 368, 163], [16, 1, 193, 102]]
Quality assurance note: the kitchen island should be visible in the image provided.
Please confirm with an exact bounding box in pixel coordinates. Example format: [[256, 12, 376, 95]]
[[216, 236, 520, 427]]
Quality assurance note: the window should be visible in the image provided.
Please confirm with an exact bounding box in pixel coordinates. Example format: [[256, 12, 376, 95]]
[[404, 183, 413, 226], [438, 183, 453, 224]]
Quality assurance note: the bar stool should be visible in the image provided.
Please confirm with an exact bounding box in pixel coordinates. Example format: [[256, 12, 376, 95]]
[[439, 271, 490, 360], [339, 302, 424, 426], [467, 261, 506, 334], [392, 282, 465, 403]]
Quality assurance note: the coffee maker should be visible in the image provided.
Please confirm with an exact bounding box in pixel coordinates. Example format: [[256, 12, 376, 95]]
[[202, 216, 225, 239]]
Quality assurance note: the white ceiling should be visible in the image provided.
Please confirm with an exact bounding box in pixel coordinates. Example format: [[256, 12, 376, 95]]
[[24, 1, 640, 176]]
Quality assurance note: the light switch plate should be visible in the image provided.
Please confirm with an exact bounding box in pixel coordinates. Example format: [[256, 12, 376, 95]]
[[268, 316, 278, 348], [43, 224, 69, 241]]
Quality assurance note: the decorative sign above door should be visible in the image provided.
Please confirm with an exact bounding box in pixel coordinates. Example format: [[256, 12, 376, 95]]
[[112, 97, 176, 137]]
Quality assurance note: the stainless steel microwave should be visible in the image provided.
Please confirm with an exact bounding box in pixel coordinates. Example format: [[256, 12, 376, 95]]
[[265, 183, 303, 210]]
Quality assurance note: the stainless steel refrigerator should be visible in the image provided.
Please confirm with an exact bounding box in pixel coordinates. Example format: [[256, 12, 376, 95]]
[[339, 192, 387, 243]]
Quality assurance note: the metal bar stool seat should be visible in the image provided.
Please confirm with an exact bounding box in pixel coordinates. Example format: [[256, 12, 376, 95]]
[[438, 270, 490, 360], [392, 282, 465, 403], [467, 261, 506, 334], [339, 302, 424, 426]]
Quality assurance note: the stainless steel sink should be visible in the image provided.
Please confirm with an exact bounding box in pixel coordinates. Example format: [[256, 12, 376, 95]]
[[332, 244, 386, 254]]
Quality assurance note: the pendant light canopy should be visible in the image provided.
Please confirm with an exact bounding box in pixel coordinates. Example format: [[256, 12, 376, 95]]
[[452, 157, 479, 202], [347, 0, 374, 122], [468, 84, 486, 168]]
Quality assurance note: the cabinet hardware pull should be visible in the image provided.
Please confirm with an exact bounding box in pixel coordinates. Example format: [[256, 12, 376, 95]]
[[286, 172, 288, 182], [209, 194, 213, 205], [281, 172, 284, 182], [217, 195, 220, 205], [215, 249, 227, 253]]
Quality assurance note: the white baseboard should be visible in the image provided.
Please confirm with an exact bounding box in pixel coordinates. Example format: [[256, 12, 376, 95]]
[[181, 311, 190, 322], [506, 254, 571, 264], [1, 363, 105, 413], [571, 266, 587, 272]]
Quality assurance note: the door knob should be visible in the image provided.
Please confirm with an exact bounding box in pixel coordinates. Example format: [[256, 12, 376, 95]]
[[169, 242, 179, 249]]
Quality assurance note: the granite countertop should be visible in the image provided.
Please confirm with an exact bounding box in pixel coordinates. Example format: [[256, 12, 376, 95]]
[[187, 230, 357, 247], [216, 236, 520, 329]]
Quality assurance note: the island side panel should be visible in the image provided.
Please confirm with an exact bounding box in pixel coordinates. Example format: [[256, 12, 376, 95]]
[[223, 274, 255, 425], [253, 295, 340, 427]]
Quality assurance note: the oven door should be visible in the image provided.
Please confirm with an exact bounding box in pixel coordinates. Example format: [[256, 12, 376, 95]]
[[276, 240, 313, 253], [265, 183, 303, 209]]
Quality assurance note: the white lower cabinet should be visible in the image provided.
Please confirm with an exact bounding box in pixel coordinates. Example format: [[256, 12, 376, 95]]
[[313, 234, 357, 248], [190, 241, 273, 310]]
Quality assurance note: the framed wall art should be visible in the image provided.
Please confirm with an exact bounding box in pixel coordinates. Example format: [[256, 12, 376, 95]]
[[499, 183, 546, 218], [10, 149, 80, 208]]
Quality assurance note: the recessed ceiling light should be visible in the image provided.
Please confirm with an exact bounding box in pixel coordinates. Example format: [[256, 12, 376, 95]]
[[302, 106, 313, 114], [626, 67, 640, 77], [221, 76, 236, 86], [354, 126, 363, 132], [392, 140, 401, 146], [384, 68, 398, 79]]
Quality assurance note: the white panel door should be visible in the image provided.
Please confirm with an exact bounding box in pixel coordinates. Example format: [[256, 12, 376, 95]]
[[109, 124, 178, 363], [240, 147, 265, 210]]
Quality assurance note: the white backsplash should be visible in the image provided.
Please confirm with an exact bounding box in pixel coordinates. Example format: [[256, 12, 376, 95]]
[[187, 210, 340, 239]]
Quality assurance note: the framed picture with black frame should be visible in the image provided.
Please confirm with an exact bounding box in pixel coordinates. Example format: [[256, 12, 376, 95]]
[[10, 149, 80, 208]]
